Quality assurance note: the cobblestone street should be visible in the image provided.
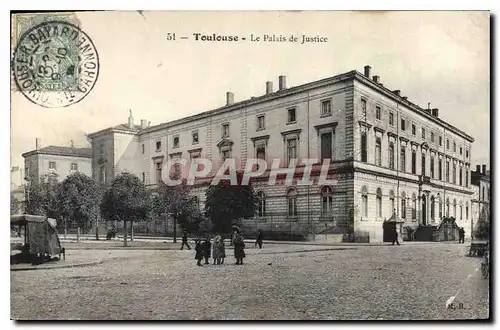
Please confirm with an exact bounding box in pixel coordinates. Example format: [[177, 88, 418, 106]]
[[10, 243, 489, 320]]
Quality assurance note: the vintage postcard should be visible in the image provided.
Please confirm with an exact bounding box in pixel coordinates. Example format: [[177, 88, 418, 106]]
[[10, 10, 490, 321]]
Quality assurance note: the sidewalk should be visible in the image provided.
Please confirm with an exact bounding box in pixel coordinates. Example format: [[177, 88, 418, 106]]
[[10, 252, 105, 272]]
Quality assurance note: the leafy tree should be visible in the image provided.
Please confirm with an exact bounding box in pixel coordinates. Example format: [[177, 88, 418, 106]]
[[474, 205, 490, 240], [205, 171, 257, 234], [156, 177, 201, 242], [25, 176, 59, 218], [56, 172, 102, 234], [101, 172, 152, 246], [10, 194, 20, 214]]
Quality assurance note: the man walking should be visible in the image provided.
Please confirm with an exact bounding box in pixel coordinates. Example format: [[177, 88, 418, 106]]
[[458, 227, 465, 244], [255, 229, 263, 249], [391, 227, 400, 246], [180, 230, 191, 250]]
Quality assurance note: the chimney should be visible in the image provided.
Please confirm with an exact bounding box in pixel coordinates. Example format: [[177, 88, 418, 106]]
[[148, 121, 151, 127], [140, 119, 147, 129], [35, 138, 40, 150], [70, 140, 74, 148], [372, 75, 380, 84], [393, 90, 401, 96], [428, 102, 431, 110], [278, 75, 286, 91], [226, 92, 234, 105], [266, 81, 273, 94], [402, 96, 408, 101], [482, 164, 486, 175], [364, 65, 371, 78], [476, 165, 481, 173], [431, 108, 439, 117], [128, 110, 134, 129]]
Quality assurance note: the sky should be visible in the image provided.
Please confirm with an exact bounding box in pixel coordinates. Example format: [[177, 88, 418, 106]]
[[10, 11, 490, 186]]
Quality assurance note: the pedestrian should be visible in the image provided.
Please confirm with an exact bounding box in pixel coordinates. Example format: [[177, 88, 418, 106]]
[[391, 227, 400, 246], [194, 238, 203, 266], [220, 236, 226, 265], [202, 237, 212, 265], [255, 229, 263, 249], [232, 228, 246, 265], [459, 227, 465, 244], [212, 234, 221, 265], [180, 230, 191, 250]]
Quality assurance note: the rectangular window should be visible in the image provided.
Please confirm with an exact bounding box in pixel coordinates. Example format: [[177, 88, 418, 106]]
[[400, 147, 406, 172], [412, 124, 416, 135], [320, 132, 333, 162], [141, 144, 145, 154], [453, 142, 456, 152], [156, 162, 162, 184], [288, 198, 297, 217], [173, 135, 179, 148], [466, 149, 469, 158], [430, 156, 435, 178], [453, 163, 457, 184], [422, 128, 426, 139], [439, 159, 443, 180], [459, 166, 463, 186], [466, 169, 469, 187], [256, 145, 266, 160], [375, 137, 381, 166], [361, 98, 367, 117], [360, 132, 367, 162], [375, 106, 381, 120], [421, 155, 426, 176], [142, 172, 145, 183], [156, 141, 161, 151], [287, 108, 296, 123], [431, 132, 434, 143], [70, 163, 78, 171], [446, 161, 450, 182], [99, 166, 106, 184], [411, 150, 416, 174], [389, 112, 394, 126], [388, 142, 395, 170], [222, 149, 231, 160], [49, 161, 56, 170], [401, 119, 406, 131], [439, 136, 443, 146], [321, 100, 332, 116], [447, 139, 450, 150], [192, 131, 199, 144], [222, 123, 230, 138], [99, 144, 105, 155], [257, 115, 265, 130], [287, 138, 297, 163]]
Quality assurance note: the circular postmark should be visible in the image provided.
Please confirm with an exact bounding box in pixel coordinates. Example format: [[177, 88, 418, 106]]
[[12, 21, 99, 108]]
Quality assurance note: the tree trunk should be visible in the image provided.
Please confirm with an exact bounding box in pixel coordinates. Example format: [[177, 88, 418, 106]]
[[95, 215, 99, 240], [123, 219, 128, 247], [131, 224, 134, 241], [173, 216, 177, 243], [64, 218, 67, 240], [77, 227, 80, 243]]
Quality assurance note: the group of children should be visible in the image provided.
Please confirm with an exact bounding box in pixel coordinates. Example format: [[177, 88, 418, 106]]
[[194, 234, 227, 266], [194, 229, 247, 266]]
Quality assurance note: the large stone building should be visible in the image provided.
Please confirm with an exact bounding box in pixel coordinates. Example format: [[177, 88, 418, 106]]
[[22, 139, 93, 184], [88, 65, 475, 242]]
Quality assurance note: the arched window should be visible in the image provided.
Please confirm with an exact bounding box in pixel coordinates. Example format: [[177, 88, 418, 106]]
[[453, 199, 457, 218], [460, 202, 463, 220], [376, 188, 382, 218], [401, 192, 406, 219], [257, 191, 266, 217], [438, 195, 442, 220], [446, 198, 450, 217], [412, 193, 417, 220], [482, 187, 485, 201], [321, 186, 333, 215], [286, 188, 298, 217], [389, 190, 395, 215], [361, 186, 368, 217], [466, 201, 469, 221], [430, 195, 435, 221]]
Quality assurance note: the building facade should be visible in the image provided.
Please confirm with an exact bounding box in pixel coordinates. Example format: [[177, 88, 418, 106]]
[[88, 66, 475, 242], [22, 139, 93, 184], [471, 164, 490, 238]]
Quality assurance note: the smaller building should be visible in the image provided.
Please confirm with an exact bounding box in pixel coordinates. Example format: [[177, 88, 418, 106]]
[[470, 164, 490, 238], [21, 138, 93, 184]]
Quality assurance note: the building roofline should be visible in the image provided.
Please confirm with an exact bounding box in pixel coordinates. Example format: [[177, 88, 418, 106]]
[[87, 68, 474, 142], [21, 147, 92, 159]]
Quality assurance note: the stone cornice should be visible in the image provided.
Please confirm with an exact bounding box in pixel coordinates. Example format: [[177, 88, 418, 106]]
[[374, 126, 386, 134]]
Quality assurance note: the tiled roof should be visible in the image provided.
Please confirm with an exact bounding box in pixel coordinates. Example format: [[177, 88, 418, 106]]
[[22, 146, 92, 158], [112, 123, 143, 132]]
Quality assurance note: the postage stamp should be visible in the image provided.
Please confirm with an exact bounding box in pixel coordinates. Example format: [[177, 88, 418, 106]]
[[12, 18, 99, 108]]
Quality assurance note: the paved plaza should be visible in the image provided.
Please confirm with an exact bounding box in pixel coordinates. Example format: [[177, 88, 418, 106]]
[[11, 243, 489, 320]]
